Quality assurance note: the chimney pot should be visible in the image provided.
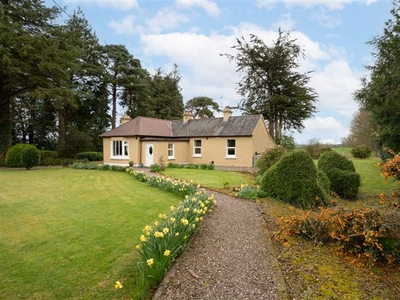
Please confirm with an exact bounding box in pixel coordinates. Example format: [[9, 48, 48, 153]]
[[183, 111, 193, 123], [223, 106, 232, 121]]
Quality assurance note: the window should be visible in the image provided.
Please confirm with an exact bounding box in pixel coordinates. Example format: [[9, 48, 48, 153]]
[[227, 139, 236, 157], [168, 143, 174, 159], [112, 140, 129, 158], [193, 140, 202, 156]]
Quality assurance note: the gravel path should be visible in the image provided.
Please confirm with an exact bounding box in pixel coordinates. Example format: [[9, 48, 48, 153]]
[[152, 191, 289, 300]]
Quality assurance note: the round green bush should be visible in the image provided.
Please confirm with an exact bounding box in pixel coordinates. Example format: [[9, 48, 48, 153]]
[[327, 168, 360, 199], [318, 151, 355, 173], [318, 151, 360, 199], [5, 143, 36, 167], [21, 147, 40, 170], [256, 146, 286, 175], [260, 150, 329, 209], [351, 145, 372, 159]]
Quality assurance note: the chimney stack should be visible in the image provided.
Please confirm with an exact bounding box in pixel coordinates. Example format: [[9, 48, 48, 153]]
[[183, 111, 193, 123], [120, 115, 131, 125], [223, 106, 232, 121]]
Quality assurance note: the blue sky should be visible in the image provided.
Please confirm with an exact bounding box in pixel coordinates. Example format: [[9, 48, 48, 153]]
[[47, 0, 393, 144]]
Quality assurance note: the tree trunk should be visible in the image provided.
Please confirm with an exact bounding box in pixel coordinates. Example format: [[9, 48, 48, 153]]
[[0, 95, 12, 164], [111, 83, 117, 129], [57, 110, 67, 156]]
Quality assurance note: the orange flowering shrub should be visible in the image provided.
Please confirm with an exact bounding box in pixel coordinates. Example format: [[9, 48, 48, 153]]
[[377, 147, 400, 209], [277, 149, 400, 264], [276, 206, 394, 264]]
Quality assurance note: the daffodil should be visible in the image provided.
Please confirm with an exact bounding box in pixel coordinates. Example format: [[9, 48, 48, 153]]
[[169, 217, 176, 223], [147, 258, 154, 267], [164, 249, 171, 257], [114, 281, 123, 289], [154, 231, 164, 238], [163, 227, 169, 234], [140, 235, 146, 242], [181, 218, 189, 226], [135, 244, 141, 250], [175, 232, 180, 237]]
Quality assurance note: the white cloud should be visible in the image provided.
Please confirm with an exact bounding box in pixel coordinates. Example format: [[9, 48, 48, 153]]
[[283, 0, 353, 10], [310, 59, 361, 118], [175, 0, 220, 17], [311, 8, 342, 28], [145, 8, 190, 34], [272, 13, 296, 30], [108, 15, 136, 35], [293, 116, 349, 144], [63, 0, 138, 10], [138, 23, 361, 143]]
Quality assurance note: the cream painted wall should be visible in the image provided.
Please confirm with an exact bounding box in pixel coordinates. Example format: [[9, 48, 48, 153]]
[[102, 137, 140, 166], [102, 117, 276, 167], [252, 117, 276, 154]]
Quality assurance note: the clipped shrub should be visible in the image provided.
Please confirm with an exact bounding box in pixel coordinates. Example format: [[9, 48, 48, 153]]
[[75, 151, 103, 161], [318, 150, 356, 173], [40, 158, 62, 166], [328, 168, 360, 199], [256, 146, 286, 175], [318, 151, 360, 199], [319, 146, 332, 156], [260, 150, 329, 209], [351, 145, 372, 159], [21, 147, 40, 170], [39, 150, 58, 160], [5, 143, 36, 167]]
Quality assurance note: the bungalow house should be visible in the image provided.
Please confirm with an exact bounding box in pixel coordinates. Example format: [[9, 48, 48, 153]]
[[99, 107, 276, 168]]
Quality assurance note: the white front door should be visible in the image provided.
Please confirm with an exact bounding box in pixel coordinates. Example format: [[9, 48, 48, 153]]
[[145, 144, 154, 166]]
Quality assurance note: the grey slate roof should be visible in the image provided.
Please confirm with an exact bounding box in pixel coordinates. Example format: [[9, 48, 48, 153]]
[[100, 115, 262, 138]]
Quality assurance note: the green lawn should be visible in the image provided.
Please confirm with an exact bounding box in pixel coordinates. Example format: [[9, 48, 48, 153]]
[[352, 157, 397, 195], [0, 168, 182, 299], [162, 168, 253, 189]]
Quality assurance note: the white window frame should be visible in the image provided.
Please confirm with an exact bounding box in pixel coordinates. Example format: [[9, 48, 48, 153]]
[[168, 143, 175, 159], [193, 139, 202, 157], [226, 139, 236, 158], [111, 140, 129, 159]]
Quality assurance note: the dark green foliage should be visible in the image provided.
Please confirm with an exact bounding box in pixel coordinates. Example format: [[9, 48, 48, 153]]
[[328, 168, 360, 199], [260, 150, 329, 209], [318, 151, 360, 199], [59, 128, 93, 158], [40, 158, 62, 166], [222, 31, 317, 141], [318, 151, 356, 173], [21, 147, 40, 170], [256, 146, 286, 175], [75, 152, 103, 161], [351, 145, 372, 159], [354, 1, 400, 151], [150, 164, 164, 172], [317, 169, 331, 195], [319, 146, 332, 156], [185, 96, 220, 118], [39, 150, 58, 160], [5, 144, 36, 167]]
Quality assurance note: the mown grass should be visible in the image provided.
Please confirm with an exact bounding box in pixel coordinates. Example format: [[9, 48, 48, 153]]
[[0, 168, 182, 299], [162, 168, 253, 190]]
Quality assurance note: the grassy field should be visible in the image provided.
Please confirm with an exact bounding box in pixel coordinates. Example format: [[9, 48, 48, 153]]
[[162, 168, 253, 190], [0, 168, 182, 299]]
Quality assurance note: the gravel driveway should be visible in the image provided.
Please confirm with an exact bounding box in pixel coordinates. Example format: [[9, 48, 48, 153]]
[[152, 191, 289, 300]]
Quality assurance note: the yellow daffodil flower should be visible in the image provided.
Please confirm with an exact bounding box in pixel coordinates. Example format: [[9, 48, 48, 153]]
[[147, 258, 154, 267]]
